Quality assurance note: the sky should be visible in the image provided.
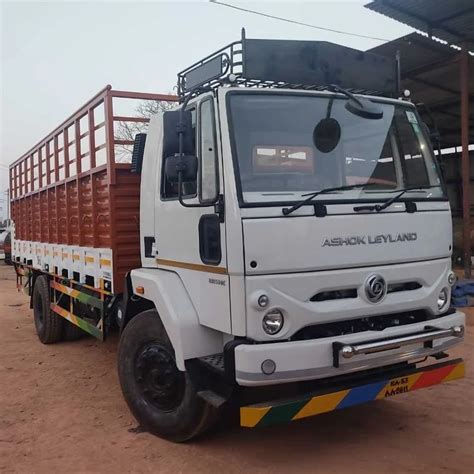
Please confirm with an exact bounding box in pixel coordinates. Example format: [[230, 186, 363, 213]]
[[0, 0, 413, 208]]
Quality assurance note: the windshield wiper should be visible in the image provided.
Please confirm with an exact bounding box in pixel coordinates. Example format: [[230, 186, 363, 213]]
[[353, 185, 440, 213], [282, 183, 382, 216]]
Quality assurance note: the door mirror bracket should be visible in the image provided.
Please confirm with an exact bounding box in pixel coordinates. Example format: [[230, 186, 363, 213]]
[[214, 194, 225, 222]]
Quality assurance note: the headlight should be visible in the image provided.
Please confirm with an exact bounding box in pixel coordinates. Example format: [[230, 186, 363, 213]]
[[447, 271, 457, 287], [262, 309, 284, 335], [437, 288, 449, 311]]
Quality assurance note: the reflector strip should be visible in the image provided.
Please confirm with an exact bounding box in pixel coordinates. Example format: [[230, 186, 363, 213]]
[[240, 360, 465, 428], [292, 390, 349, 420], [51, 280, 103, 310], [50, 303, 103, 340]]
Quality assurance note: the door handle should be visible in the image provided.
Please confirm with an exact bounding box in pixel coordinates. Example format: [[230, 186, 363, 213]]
[[144, 236, 155, 258]]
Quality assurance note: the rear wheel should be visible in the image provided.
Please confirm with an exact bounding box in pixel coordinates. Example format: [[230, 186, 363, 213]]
[[32, 275, 63, 344], [62, 320, 86, 341], [56, 294, 87, 341], [118, 309, 216, 442]]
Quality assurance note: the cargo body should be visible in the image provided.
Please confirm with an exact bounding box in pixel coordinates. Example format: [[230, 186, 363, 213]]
[[10, 86, 176, 293], [11, 165, 139, 293]]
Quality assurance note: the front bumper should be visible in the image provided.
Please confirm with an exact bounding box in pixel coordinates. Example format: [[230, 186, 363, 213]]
[[240, 358, 465, 428], [234, 311, 465, 386]]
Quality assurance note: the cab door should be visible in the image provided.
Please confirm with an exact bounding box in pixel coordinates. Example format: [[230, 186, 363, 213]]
[[154, 94, 230, 333]]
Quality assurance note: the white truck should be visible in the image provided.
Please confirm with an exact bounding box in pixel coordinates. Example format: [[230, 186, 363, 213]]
[[10, 35, 465, 442]]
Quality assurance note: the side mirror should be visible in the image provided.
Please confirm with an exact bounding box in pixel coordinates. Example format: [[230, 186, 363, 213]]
[[313, 118, 341, 153], [164, 155, 198, 183], [163, 109, 194, 156]]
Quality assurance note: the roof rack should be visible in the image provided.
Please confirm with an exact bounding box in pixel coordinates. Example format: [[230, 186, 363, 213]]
[[177, 29, 399, 102]]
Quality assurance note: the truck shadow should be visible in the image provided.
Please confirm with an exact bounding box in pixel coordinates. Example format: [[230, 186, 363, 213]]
[[197, 400, 423, 463]]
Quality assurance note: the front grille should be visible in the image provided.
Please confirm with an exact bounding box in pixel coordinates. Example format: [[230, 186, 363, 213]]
[[310, 281, 422, 302], [387, 281, 422, 293], [311, 289, 357, 302], [290, 310, 431, 341]]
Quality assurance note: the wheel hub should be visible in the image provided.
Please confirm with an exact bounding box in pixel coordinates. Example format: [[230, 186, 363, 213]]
[[135, 343, 184, 411]]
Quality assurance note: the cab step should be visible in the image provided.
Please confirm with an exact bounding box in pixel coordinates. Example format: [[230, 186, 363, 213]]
[[199, 353, 225, 374]]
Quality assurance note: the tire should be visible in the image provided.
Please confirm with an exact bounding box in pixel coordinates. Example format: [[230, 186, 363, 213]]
[[32, 275, 63, 344], [118, 309, 216, 442], [62, 320, 86, 341], [57, 294, 86, 341], [107, 297, 124, 333]]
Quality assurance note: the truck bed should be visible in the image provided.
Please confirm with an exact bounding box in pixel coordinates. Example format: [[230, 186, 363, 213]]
[[10, 85, 177, 293]]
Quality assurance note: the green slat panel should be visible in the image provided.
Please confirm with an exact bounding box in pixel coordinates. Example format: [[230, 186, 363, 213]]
[[73, 291, 104, 310]]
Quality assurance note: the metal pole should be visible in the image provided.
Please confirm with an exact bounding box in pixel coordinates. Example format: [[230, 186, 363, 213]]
[[395, 50, 401, 97], [460, 44, 471, 278]]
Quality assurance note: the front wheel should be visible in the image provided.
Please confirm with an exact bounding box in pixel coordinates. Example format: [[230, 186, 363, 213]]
[[118, 310, 216, 442]]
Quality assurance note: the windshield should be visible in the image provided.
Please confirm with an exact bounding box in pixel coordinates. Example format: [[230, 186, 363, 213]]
[[227, 93, 444, 204]]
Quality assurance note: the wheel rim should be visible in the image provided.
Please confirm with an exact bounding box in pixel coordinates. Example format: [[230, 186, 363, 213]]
[[134, 343, 185, 412]]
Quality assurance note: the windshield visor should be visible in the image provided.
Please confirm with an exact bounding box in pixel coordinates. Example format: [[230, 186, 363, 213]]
[[227, 93, 444, 204]]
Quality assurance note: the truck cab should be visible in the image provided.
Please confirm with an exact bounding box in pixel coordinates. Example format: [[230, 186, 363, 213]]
[[120, 37, 465, 441]]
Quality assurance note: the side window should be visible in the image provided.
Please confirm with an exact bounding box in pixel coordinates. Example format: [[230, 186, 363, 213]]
[[395, 110, 430, 187], [199, 99, 218, 203], [161, 108, 197, 199]]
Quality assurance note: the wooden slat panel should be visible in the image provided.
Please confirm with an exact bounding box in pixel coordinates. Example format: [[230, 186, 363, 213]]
[[58, 185, 67, 243], [113, 169, 141, 293], [67, 180, 79, 246], [8, 87, 174, 292], [40, 190, 48, 242], [32, 193, 41, 241]]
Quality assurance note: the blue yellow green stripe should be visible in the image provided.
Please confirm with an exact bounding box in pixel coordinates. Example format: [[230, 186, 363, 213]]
[[51, 280, 104, 310], [240, 360, 465, 428], [50, 303, 103, 340]]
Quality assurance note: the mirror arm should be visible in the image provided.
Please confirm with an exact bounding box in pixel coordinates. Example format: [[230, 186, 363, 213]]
[[176, 95, 198, 208], [177, 172, 216, 209], [177, 94, 193, 163], [329, 84, 363, 107], [176, 85, 211, 160], [175, 86, 220, 210]]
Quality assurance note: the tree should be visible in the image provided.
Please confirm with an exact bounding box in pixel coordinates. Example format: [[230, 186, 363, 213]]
[[115, 98, 176, 162]]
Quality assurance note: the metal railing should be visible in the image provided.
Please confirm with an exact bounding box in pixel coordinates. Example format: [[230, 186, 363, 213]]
[[9, 85, 178, 199]]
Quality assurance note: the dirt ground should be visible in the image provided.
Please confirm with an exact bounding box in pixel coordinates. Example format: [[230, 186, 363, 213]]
[[0, 262, 473, 474]]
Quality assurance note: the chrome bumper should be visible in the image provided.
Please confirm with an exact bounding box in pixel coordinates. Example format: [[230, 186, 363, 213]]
[[234, 311, 465, 387], [333, 325, 464, 367]]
